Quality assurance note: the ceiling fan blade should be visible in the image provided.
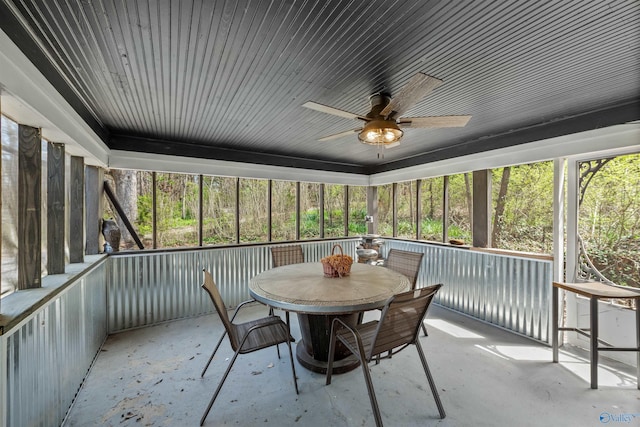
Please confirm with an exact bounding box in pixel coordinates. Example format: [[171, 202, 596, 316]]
[[380, 73, 444, 119], [302, 101, 367, 121], [318, 128, 362, 141], [399, 115, 472, 128]]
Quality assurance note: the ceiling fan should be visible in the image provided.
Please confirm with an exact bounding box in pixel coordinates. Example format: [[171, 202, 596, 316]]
[[303, 72, 471, 148]]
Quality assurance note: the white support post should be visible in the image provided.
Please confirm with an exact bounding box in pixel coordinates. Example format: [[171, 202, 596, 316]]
[[566, 158, 580, 283], [552, 158, 566, 283]]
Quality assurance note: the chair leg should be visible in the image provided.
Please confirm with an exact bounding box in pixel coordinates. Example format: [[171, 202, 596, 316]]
[[200, 347, 242, 426], [326, 323, 338, 385], [358, 348, 383, 427], [201, 331, 227, 377], [268, 307, 283, 359], [415, 340, 446, 419], [326, 324, 382, 427], [421, 323, 429, 337], [283, 324, 299, 395]]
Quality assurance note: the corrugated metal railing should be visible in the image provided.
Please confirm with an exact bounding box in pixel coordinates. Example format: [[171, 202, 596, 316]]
[[107, 239, 360, 332], [1, 262, 107, 427], [381, 240, 553, 343], [107, 238, 553, 342], [1, 238, 552, 427]]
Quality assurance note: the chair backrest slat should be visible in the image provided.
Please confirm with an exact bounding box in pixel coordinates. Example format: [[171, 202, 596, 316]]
[[370, 284, 442, 359], [271, 245, 304, 267], [202, 270, 239, 350], [385, 249, 424, 290]]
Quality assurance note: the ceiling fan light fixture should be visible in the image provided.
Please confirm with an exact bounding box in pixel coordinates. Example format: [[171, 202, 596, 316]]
[[358, 119, 404, 146]]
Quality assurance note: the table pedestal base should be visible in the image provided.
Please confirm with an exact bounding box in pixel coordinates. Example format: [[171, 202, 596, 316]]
[[295, 340, 359, 374], [296, 313, 361, 374]]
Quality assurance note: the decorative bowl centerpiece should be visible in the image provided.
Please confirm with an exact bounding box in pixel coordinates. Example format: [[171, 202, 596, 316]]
[[321, 244, 353, 278]]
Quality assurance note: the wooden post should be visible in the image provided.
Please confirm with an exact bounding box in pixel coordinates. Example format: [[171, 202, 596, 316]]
[[319, 183, 325, 238], [392, 183, 398, 237], [366, 186, 378, 235], [472, 169, 491, 247], [152, 172, 157, 249], [69, 156, 84, 263], [344, 185, 349, 237], [198, 174, 204, 246], [443, 176, 450, 243], [416, 179, 422, 240], [47, 142, 65, 273], [84, 166, 102, 255], [235, 177, 240, 244], [295, 182, 301, 241], [268, 179, 273, 242], [18, 124, 41, 288]]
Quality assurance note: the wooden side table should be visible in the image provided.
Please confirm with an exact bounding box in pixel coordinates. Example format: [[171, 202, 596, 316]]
[[552, 281, 640, 389]]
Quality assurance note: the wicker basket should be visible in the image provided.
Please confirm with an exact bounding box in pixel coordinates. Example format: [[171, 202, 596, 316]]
[[321, 244, 353, 278], [322, 262, 340, 278]]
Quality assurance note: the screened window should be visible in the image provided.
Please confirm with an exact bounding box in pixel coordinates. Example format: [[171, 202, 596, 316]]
[[1, 115, 19, 296], [396, 181, 415, 239], [202, 176, 237, 245], [348, 186, 367, 235], [239, 178, 268, 243], [300, 182, 320, 239], [578, 153, 640, 288], [377, 184, 393, 236], [491, 162, 554, 253], [420, 177, 444, 242], [324, 184, 345, 238], [155, 173, 199, 247], [271, 180, 297, 241], [447, 173, 472, 244]]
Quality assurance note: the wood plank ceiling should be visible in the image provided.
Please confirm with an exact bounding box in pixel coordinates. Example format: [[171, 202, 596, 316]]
[[1, 0, 639, 174]]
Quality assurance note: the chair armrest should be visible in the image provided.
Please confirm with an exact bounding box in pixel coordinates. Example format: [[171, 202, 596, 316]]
[[329, 317, 375, 363], [229, 299, 258, 321], [331, 317, 365, 348], [331, 317, 356, 334]]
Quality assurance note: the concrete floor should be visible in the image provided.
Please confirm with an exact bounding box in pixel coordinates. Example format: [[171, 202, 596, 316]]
[[63, 304, 640, 427]]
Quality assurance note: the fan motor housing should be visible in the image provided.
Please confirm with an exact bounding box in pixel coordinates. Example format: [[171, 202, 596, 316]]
[[366, 94, 392, 119]]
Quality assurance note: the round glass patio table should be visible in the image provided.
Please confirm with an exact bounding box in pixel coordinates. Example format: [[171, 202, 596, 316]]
[[249, 262, 410, 373]]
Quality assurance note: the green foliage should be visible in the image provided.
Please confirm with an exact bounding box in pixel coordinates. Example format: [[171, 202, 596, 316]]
[[301, 208, 320, 238], [421, 218, 443, 240], [447, 224, 471, 242], [123, 153, 638, 289], [579, 154, 640, 287], [137, 195, 152, 235]]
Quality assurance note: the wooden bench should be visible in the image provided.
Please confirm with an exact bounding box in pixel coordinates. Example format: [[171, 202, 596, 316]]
[[552, 281, 640, 389]]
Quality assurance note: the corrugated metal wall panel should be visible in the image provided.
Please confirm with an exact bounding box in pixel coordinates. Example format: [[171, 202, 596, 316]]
[[107, 239, 360, 332], [381, 240, 552, 343], [1, 239, 553, 427], [1, 262, 107, 427], [106, 239, 551, 341]]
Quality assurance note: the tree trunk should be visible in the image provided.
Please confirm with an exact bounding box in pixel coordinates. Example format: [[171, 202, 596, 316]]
[[492, 167, 511, 245], [464, 173, 473, 232], [111, 169, 138, 247]]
